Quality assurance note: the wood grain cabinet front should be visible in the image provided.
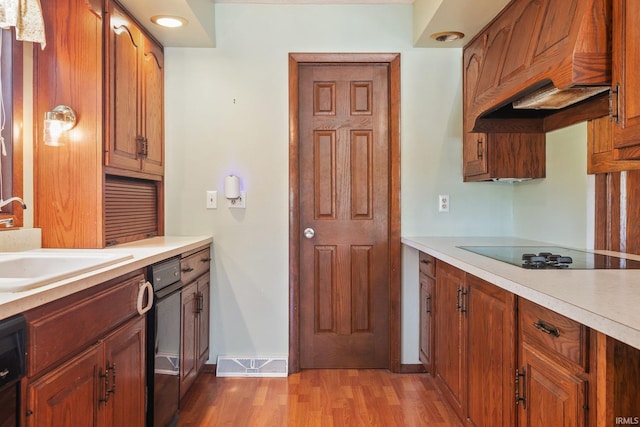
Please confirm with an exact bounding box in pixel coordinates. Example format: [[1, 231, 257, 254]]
[[34, 0, 164, 248], [611, 0, 640, 159], [462, 27, 545, 182], [179, 246, 212, 400], [434, 262, 516, 426], [22, 272, 148, 426], [418, 252, 435, 374], [516, 299, 594, 427], [105, 1, 164, 177]]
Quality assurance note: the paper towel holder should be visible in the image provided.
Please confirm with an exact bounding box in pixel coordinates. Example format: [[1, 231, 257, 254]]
[[224, 175, 246, 208]]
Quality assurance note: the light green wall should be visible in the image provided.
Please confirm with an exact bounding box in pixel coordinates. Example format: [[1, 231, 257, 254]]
[[163, 3, 590, 364], [512, 123, 593, 249]]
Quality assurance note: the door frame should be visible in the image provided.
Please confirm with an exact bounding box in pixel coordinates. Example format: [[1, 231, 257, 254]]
[[288, 53, 401, 373]]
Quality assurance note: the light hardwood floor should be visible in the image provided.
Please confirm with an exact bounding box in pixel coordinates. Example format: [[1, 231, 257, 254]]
[[178, 369, 463, 426]]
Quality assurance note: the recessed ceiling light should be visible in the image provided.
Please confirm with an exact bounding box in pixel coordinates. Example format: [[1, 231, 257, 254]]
[[150, 15, 188, 28], [430, 31, 465, 43]]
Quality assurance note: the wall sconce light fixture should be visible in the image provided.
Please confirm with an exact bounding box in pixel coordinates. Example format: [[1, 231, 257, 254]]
[[44, 105, 76, 146], [224, 175, 246, 208]]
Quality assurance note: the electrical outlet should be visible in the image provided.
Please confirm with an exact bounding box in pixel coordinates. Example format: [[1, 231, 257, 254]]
[[206, 191, 217, 209], [227, 191, 246, 209], [439, 194, 449, 212]]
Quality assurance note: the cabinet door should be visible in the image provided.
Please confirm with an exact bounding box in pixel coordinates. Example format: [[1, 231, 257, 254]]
[[106, 3, 142, 172], [180, 281, 198, 399], [463, 133, 488, 178], [197, 276, 211, 370], [518, 343, 588, 427], [612, 0, 640, 157], [140, 36, 164, 176], [463, 39, 489, 178], [588, 116, 640, 173], [103, 317, 146, 427], [434, 262, 466, 418], [466, 275, 516, 427], [26, 344, 102, 427], [419, 274, 434, 373]]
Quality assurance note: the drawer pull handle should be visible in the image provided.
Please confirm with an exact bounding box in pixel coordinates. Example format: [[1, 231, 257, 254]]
[[182, 267, 194, 273], [533, 320, 560, 337], [420, 259, 431, 265]]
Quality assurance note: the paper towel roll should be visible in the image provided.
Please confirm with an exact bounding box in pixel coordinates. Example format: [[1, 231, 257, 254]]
[[224, 175, 240, 199]]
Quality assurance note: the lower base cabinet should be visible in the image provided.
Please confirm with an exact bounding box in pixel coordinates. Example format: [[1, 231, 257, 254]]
[[26, 317, 146, 427], [424, 253, 639, 426], [518, 343, 588, 427], [433, 262, 519, 426], [517, 298, 593, 427], [466, 274, 516, 427], [179, 246, 211, 400], [23, 272, 148, 427]]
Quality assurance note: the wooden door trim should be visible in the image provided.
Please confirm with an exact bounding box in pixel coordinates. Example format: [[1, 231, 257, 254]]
[[288, 53, 401, 373]]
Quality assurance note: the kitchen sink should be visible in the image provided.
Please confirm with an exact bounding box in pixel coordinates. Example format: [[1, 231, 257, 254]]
[[0, 250, 133, 292]]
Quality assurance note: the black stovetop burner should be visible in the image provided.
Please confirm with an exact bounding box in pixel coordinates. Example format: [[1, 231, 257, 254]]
[[521, 252, 573, 269], [458, 246, 640, 270]]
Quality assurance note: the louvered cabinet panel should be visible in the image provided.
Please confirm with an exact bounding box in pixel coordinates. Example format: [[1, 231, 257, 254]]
[[105, 176, 159, 246]]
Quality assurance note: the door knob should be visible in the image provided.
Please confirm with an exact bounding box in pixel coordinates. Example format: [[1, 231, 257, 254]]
[[304, 228, 315, 239]]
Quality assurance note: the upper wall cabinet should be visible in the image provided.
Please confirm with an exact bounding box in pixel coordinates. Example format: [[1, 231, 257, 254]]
[[462, 25, 545, 182], [465, 0, 611, 129], [106, 3, 164, 177], [611, 0, 640, 160], [34, 0, 164, 248], [462, 0, 612, 181]]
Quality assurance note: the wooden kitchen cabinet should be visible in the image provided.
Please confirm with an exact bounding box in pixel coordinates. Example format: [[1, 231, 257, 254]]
[[588, 116, 640, 173], [462, 27, 545, 182], [418, 252, 435, 374], [466, 274, 516, 427], [435, 262, 517, 426], [26, 317, 146, 427], [180, 246, 212, 400], [517, 299, 594, 426], [34, 0, 164, 248], [434, 261, 466, 419], [106, 2, 164, 176], [23, 271, 149, 426], [611, 0, 640, 159], [463, 131, 546, 182]]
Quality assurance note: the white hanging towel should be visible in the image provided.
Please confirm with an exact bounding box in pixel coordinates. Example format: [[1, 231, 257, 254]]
[[0, 0, 46, 48]]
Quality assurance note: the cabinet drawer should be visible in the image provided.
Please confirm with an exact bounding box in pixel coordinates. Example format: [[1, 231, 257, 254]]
[[181, 246, 211, 285], [519, 298, 588, 369], [419, 252, 436, 278], [25, 272, 145, 377]]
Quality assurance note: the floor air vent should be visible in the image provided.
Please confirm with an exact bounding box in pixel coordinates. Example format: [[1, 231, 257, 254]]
[[216, 356, 288, 377]]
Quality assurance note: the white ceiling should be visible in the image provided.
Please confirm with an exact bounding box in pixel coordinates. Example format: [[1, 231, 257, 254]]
[[117, 0, 510, 48]]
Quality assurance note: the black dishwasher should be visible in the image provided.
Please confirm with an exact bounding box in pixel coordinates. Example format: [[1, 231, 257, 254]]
[[0, 314, 26, 427], [146, 257, 183, 427]]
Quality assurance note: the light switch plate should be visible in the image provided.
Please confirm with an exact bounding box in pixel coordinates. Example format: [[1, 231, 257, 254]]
[[206, 191, 217, 209]]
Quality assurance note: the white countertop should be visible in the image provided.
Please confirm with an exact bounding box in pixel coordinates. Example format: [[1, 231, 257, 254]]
[[0, 235, 213, 319], [402, 236, 640, 351]]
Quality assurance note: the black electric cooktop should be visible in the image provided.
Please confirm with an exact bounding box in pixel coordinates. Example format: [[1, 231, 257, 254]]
[[458, 246, 640, 270]]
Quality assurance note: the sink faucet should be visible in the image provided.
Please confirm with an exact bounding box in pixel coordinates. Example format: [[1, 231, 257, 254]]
[[0, 197, 27, 211]]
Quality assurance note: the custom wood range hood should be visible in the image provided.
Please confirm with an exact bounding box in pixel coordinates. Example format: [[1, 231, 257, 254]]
[[465, 0, 612, 134]]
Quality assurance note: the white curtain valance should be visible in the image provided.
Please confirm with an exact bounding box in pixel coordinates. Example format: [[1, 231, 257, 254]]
[[0, 0, 46, 48]]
